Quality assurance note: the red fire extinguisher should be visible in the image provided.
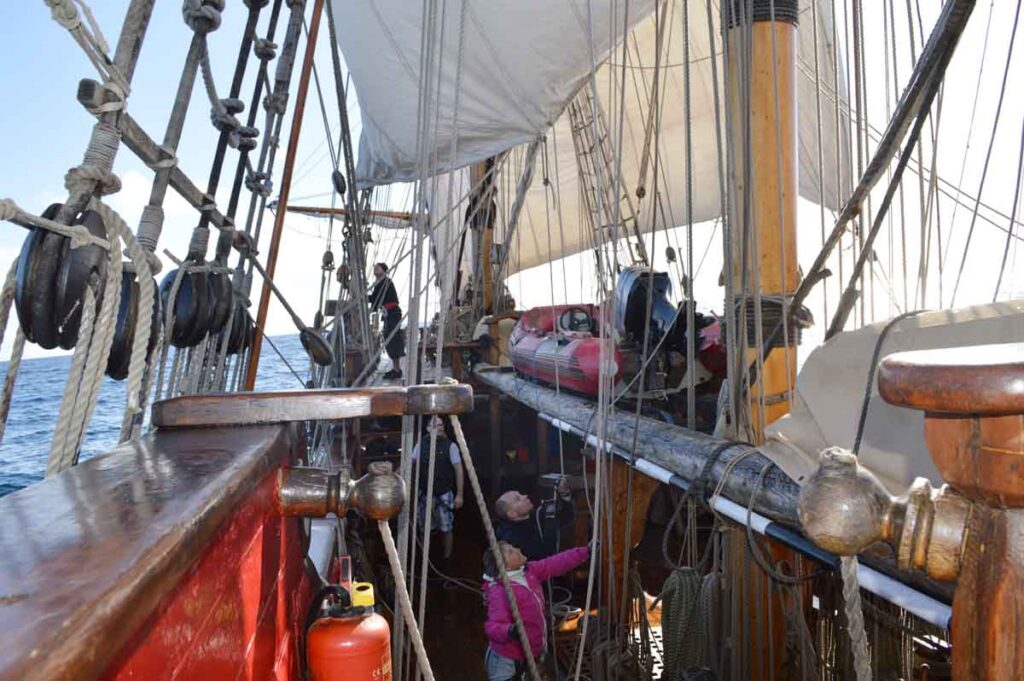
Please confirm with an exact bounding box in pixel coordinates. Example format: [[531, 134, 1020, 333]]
[[307, 582, 392, 680]]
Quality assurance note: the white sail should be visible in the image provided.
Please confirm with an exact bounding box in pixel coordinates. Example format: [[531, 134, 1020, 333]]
[[332, 0, 656, 186], [333, 0, 851, 273]]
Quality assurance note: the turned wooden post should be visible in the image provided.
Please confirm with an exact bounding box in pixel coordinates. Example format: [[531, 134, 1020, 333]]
[[878, 343, 1024, 680]]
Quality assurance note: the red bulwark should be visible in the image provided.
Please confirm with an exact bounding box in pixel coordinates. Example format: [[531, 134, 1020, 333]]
[[0, 425, 315, 681], [107, 470, 314, 679]]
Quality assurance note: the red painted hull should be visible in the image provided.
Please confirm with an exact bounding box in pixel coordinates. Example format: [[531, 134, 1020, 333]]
[[106, 470, 315, 680]]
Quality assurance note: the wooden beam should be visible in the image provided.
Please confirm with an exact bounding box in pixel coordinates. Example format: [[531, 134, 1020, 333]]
[[475, 368, 797, 524], [285, 205, 414, 222], [153, 384, 474, 428]]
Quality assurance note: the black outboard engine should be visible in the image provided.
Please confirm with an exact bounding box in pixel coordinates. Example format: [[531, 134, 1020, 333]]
[[612, 267, 680, 347]]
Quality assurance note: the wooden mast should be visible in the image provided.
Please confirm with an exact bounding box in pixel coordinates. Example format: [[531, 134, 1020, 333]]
[[244, 0, 325, 390], [727, 0, 800, 437], [726, 3, 800, 678]]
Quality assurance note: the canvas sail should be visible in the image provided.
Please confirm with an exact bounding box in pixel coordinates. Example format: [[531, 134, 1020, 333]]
[[332, 0, 851, 273]]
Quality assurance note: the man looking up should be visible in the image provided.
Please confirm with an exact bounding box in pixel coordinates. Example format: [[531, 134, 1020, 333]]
[[369, 262, 405, 380], [494, 477, 575, 560]]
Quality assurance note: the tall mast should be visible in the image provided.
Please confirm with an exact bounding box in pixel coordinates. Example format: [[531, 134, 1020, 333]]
[[245, 0, 326, 390], [726, 3, 800, 679], [727, 0, 800, 438]]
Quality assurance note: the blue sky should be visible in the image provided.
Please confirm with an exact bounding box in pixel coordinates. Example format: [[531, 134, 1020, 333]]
[[0, 2, 361, 359]]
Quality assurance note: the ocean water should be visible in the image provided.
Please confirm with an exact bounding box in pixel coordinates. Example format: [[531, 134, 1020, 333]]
[[0, 334, 311, 497]]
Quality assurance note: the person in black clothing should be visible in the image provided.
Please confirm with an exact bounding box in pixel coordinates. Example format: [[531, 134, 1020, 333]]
[[369, 262, 405, 380], [412, 415, 465, 560], [493, 477, 575, 561]]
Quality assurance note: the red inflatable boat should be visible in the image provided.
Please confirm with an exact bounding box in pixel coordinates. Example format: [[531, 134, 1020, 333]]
[[508, 268, 726, 401], [508, 304, 624, 395]]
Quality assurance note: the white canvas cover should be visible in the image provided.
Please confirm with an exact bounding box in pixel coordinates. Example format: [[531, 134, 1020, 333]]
[[332, 0, 851, 273], [761, 301, 1024, 493]]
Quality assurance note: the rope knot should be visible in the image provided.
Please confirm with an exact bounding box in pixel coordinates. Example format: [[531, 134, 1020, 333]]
[[46, 0, 81, 31], [182, 0, 225, 34], [253, 38, 277, 61], [263, 91, 288, 115], [245, 171, 273, 197], [65, 164, 121, 197], [151, 145, 178, 170], [0, 199, 17, 223]]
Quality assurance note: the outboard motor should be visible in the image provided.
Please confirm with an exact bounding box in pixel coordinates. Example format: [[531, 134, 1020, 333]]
[[612, 267, 680, 348]]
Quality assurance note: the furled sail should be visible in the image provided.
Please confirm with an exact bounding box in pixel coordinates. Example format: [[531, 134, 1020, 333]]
[[333, 0, 851, 273]]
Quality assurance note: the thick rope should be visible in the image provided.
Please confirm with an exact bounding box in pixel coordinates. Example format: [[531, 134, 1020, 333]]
[[377, 519, 436, 681], [841, 556, 873, 681], [90, 201, 155, 439], [446, 402, 541, 681], [656, 567, 709, 676], [46, 286, 98, 476], [0, 199, 110, 250], [0, 328, 27, 450], [0, 260, 22, 447], [67, 220, 123, 461]]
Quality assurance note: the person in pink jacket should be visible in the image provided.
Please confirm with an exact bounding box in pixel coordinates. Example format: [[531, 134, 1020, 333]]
[[482, 541, 590, 680]]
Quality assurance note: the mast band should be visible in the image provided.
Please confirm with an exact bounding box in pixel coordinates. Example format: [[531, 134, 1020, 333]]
[[725, 0, 800, 28]]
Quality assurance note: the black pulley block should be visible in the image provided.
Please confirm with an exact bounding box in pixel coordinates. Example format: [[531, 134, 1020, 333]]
[[159, 267, 213, 348], [300, 327, 334, 367], [55, 209, 108, 350], [15, 203, 62, 346], [331, 170, 346, 196], [226, 298, 250, 355], [15, 204, 107, 350], [107, 271, 162, 381], [205, 270, 233, 336]]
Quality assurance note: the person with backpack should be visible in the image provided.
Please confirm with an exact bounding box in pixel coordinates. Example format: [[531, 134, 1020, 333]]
[[410, 415, 465, 560]]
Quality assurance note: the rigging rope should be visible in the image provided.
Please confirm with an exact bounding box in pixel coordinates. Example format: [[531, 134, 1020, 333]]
[[377, 519, 436, 681], [446, 399, 541, 681], [0, 261, 23, 448]]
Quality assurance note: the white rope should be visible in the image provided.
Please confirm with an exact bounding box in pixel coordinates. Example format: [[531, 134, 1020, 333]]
[[377, 519, 437, 681], [840, 556, 873, 681], [0, 328, 27, 449], [0, 199, 110, 250], [0, 260, 22, 447], [66, 217, 124, 462], [446, 402, 541, 681], [46, 286, 97, 477], [88, 201, 155, 440], [155, 265, 190, 398], [44, 0, 130, 94]]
